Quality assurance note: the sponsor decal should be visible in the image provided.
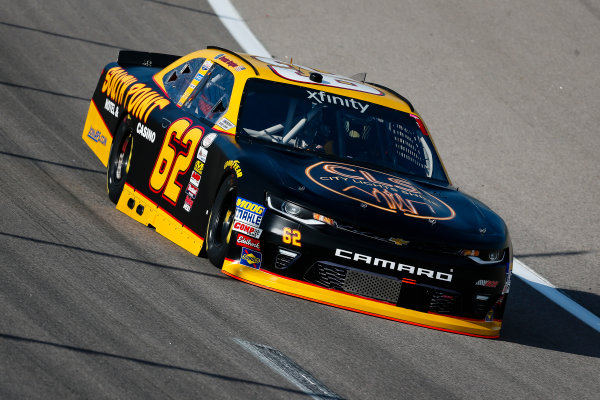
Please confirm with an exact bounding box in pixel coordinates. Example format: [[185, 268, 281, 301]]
[[235, 208, 263, 226], [485, 309, 494, 322], [186, 183, 198, 199], [87, 126, 107, 146], [306, 90, 369, 113], [236, 233, 261, 251], [197, 147, 208, 163], [183, 195, 194, 212], [475, 280, 499, 288], [216, 117, 235, 131], [177, 60, 214, 107], [224, 160, 242, 178], [234, 197, 265, 228], [193, 160, 204, 175], [190, 170, 201, 187], [201, 132, 218, 148], [306, 161, 455, 220], [183, 159, 202, 207], [236, 198, 265, 215], [104, 98, 119, 117], [334, 248, 453, 282], [136, 122, 156, 143], [200, 59, 214, 72], [101, 66, 170, 123], [240, 247, 262, 269], [214, 53, 246, 71], [177, 141, 205, 211], [232, 220, 262, 238]]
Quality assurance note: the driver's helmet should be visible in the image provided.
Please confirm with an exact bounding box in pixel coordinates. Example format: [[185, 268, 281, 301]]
[[343, 116, 372, 157]]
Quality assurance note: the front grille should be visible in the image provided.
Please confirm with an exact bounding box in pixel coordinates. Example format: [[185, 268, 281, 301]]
[[305, 262, 467, 316], [343, 270, 402, 303], [274, 247, 300, 270], [308, 262, 347, 290], [429, 290, 460, 314], [398, 284, 462, 315], [472, 294, 498, 319], [305, 262, 401, 303], [275, 253, 295, 269]]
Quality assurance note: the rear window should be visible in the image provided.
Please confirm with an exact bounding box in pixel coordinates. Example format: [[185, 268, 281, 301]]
[[161, 58, 207, 103]]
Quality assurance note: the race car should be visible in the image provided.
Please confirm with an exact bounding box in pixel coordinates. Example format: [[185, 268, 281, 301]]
[[82, 47, 512, 338]]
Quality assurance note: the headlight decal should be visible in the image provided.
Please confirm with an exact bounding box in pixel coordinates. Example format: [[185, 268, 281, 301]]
[[266, 193, 335, 226]]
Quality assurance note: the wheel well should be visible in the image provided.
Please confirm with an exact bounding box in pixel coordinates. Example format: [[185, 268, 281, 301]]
[[212, 172, 237, 206]]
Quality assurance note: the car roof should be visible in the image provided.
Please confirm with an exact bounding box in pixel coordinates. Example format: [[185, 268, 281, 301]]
[[154, 47, 415, 113]]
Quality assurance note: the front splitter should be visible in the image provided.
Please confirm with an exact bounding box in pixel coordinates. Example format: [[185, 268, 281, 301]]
[[222, 260, 502, 338]]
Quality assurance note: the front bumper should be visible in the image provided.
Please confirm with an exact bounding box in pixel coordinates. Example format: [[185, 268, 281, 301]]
[[222, 260, 503, 338], [223, 206, 510, 338]]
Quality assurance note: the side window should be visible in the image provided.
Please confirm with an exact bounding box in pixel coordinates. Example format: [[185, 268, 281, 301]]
[[181, 65, 235, 125], [162, 58, 206, 103]]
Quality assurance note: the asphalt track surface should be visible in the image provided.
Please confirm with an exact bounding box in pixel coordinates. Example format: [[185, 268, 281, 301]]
[[1, 0, 599, 398]]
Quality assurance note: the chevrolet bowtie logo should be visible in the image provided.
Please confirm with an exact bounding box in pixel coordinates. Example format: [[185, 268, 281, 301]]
[[389, 237, 410, 246]]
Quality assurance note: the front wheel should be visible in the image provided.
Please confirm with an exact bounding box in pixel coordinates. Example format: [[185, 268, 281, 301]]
[[206, 175, 237, 267], [107, 118, 133, 204]]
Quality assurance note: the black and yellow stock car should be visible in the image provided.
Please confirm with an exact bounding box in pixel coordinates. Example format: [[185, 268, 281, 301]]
[[82, 47, 512, 338]]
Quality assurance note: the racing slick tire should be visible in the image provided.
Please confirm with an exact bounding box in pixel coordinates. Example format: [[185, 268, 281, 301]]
[[107, 118, 133, 204], [206, 175, 237, 267]]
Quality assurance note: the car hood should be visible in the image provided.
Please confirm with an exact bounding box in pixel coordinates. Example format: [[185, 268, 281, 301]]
[[251, 145, 508, 250]]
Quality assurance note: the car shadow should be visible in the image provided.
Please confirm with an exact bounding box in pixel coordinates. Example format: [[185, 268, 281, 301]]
[[498, 277, 600, 357], [0, 151, 105, 175], [0, 80, 89, 102], [0, 21, 123, 50], [144, 0, 218, 17], [0, 231, 228, 280]]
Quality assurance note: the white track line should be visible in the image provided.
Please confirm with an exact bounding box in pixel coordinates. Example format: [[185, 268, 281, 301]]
[[513, 259, 600, 332], [206, 0, 270, 57], [208, 0, 600, 335]]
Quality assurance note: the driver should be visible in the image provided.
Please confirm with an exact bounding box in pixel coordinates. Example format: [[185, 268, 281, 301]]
[[342, 116, 373, 159], [312, 124, 335, 154]]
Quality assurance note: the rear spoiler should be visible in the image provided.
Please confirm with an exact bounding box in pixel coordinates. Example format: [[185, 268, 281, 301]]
[[117, 50, 181, 68]]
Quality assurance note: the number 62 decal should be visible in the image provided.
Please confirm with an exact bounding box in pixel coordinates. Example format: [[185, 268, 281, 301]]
[[149, 118, 204, 205], [282, 227, 301, 247]]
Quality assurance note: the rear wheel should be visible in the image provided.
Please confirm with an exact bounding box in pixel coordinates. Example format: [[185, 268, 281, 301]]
[[107, 118, 133, 204], [206, 175, 237, 267]]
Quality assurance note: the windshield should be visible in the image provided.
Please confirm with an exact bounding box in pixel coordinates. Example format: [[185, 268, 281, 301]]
[[237, 79, 448, 182]]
